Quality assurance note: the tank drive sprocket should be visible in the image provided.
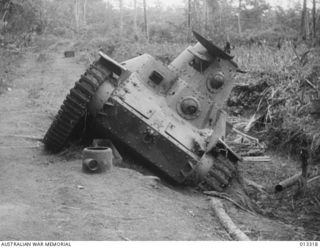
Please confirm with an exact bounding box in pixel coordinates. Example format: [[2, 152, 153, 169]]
[[43, 59, 111, 152]]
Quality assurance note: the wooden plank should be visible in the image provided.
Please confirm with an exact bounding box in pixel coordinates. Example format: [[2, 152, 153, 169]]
[[242, 156, 271, 162]]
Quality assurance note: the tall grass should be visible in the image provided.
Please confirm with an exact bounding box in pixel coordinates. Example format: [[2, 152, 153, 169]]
[[234, 42, 296, 73], [232, 43, 320, 161]]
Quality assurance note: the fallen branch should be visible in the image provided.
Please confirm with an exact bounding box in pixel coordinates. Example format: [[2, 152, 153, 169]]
[[244, 178, 267, 194], [305, 78, 317, 90], [204, 190, 256, 215], [210, 197, 250, 241], [244, 114, 261, 132], [308, 175, 320, 184]]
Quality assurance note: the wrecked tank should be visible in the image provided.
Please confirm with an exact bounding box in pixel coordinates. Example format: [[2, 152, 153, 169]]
[[43, 31, 243, 191]]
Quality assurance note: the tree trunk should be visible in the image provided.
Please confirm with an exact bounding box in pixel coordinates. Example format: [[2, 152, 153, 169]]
[[133, 0, 138, 36], [204, 0, 208, 36], [143, 0, 149, 41], [83, 0, 87, 27], [119, 0, 123, 37], [306, 9, 310, 40], [301, 0, 307, 40], [237, 0, 242, 35], [206, 0, 215, 36], [193, 0, 201, 34], [39, 0, 43, 32], [74, 0, 80, 33], [300, 148, 309, 196], [219, 2, 222, 30], [106, 0, 112, 31], [187, 0, 191, 41], [312, 0, 316, 39]]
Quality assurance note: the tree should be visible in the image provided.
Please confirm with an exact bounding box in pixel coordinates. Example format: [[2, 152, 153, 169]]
[[238, 0, 242, 35], [240, 0, 270, 30], [1, 0, 46, 34], [206, 0, 218, 36], [83, 0, 87, 26], [187, 0, 191, 41], [133, 0, 137, 37], [119, 0, 123, 37], [312, 0, 316, 39], [275, 5, 301, 34], [74, 0, 80, 32], [204, 0, 208, 35], [143, 0, 148, 41], [74, 0, 88, 32], [301, 0, 307, 39]]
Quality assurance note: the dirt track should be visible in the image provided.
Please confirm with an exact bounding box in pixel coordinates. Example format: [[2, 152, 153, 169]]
[[0, 42, 305, 240]]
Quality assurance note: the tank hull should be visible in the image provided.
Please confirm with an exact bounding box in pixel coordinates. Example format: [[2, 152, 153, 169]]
[[95, 99, 198, 184], [43, 32, 242, 191]]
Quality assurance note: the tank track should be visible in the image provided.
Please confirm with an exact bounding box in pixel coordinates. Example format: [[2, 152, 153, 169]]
[[199, 154, 237, 192], [43, 58, 111, 152]]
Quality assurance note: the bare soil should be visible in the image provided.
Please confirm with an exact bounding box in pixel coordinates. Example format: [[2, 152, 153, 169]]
[[0, 41, 309, 240]]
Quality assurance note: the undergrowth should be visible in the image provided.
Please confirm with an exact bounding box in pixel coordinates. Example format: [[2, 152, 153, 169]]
[[229, 42, 320, 162], [0, 49, 22, 95], [71, 35, 186, 66]]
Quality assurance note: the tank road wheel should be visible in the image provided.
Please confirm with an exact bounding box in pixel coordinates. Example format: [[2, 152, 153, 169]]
[[199, 154, 257, 212], [43, 60, 111, 152], [199, 154, 237, 192]]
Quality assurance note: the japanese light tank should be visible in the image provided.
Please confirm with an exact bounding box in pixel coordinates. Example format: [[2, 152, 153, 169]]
[[43, 31, 242, 191]]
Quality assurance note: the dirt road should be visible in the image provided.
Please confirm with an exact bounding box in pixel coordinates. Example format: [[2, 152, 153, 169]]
[[0, 42, 304, 240]]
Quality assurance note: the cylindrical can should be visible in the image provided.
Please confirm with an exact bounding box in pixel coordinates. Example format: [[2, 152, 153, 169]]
[[82, 147, 113, 173]]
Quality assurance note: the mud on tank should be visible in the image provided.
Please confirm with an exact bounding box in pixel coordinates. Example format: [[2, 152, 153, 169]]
[[43, 31, 243, 191]]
